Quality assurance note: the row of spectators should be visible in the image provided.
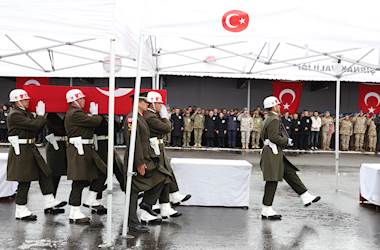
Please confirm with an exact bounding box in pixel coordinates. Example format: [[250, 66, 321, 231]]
[[165, 106, 380, 152]]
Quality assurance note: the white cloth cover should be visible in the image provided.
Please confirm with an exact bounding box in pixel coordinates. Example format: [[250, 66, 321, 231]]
[[0, 153, 17, 198], [360, 163, 380, 206], [171, 158, 252, 207]]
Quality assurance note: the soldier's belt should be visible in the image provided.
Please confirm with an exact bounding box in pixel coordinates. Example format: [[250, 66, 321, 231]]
[[55, 136, 67, 142], [69, 138, 94, 144], [18, 138, 36, 144], [96, 135, 108, 141]]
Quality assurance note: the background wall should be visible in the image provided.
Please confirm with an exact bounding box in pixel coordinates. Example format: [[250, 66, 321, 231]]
[[0, 76, 359, 113]]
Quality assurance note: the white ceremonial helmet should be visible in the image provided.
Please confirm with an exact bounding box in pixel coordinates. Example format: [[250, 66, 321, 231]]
[[9, 89, 30, 102], [263, 96, 280, 109], [66, 89, 86, 103], [146, 91, 164, 104]]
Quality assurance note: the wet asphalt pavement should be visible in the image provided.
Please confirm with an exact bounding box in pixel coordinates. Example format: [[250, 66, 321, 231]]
[[0, 147, 379, 250]]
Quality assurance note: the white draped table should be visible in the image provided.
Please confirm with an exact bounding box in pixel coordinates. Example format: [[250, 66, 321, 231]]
[[171, 158, 252, 208], [0, 153, 17, 198], [360, 163, 380, 206]]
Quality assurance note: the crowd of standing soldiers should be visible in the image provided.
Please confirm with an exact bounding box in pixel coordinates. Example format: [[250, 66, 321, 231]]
[[165, 106, 380, 152]]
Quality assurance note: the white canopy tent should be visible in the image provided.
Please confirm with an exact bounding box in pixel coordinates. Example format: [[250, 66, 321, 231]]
[[2, 0, 380, 246], [120, 0, 380, 237]]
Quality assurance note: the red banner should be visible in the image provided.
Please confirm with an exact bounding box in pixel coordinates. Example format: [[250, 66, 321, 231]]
[[358, 83, 380, 114], [22, 85, 167, 115], [272, 81, 303, 114], [16, 77, 49, 89]]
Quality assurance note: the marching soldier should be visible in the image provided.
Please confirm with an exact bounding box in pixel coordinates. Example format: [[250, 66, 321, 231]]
[[352, 111, 367, 151], [191, 108, 205, 147], [367, 117, 377, 152], [142, 91, 191, 222], [65, 89, 108, 224], [339, 115, 353, 151], [260, 96, 320, 220], [7, 89, 66, 221], [182, 111, 193, 147], [45, 113, 67, 198], [87, 116, 126, 214], [124, 92, 171, 233], [321, 111, 334, 150], [238, 109, 253, 149], [251, 110, 263, 149], [216, 112, 227, 148]]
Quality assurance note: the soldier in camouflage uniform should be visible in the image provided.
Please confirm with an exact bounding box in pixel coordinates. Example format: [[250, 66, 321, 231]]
[[352, 111, 367, 151], [321, 112, 334, 150], [367, 117, 377, 152], [238, 109, 253, 149], [191, 108, 205, 147], [182, 111, 193, 147], [251, 110, 263, 149], [339, 115, 353, 151]]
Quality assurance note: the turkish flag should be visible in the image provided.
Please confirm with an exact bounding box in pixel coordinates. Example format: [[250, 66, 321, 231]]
[[16, 77, 49, 89], [358, 83, 380, 114], [272, 81, 303, 114], [23, 85, 167, 115]]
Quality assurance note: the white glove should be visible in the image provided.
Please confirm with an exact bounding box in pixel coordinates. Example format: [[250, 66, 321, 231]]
[[89, 102, 98, 115], [288, 138, 294, 146], [159, 105, 169, 119], [36, 101, 45, 116]]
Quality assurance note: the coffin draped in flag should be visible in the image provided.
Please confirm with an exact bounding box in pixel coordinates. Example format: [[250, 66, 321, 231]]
[[358, 84, 380, 114], [272, 81, 303, 114], [22, 85, 167, 115]]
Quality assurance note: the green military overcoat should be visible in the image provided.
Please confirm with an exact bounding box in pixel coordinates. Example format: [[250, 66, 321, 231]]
[[123, 114, 167, 191], [64, 106, 106, 181], [143, 109, 175, 179], [260, 112, 298, 181], [46, 113, 67, 176], [7, 107, 51, 181]]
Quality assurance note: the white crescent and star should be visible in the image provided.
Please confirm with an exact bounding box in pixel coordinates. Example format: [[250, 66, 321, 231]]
[[225, 14, 239, 29], [24, 79, 41, 86], [96, 87, 131, 98], [364, 92, 380, 107], [279, 88, 296, 103]]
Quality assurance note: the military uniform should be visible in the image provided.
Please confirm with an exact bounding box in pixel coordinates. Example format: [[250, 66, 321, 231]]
[[7, 107, 54, 205], [170, 113, 183, 147], [238, 114, 253, 149], [93, 116, 126, 198], [192, 112, 205, 147], [65, 107, 107, 207], [182, 114, 193, 147], [321, 116, 334, 150], [367, 119, 377, 152], [353, 115, 367, 151], [124, 113, 167, 226], [260, 112, 307, 206], [251, 115, 263, 149], [339, 118, 353, 151], [204, 115, 217, 147], [46, 113, 67, 197], [216, 116, 227, 147]]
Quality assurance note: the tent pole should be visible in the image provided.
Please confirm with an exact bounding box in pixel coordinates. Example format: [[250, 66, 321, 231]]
[[102, 38, 116, 248], [335, 77, 341, 192], [122, 34, 145, 237], [247, 80, 251, 111], [156, 72, 160, 90]]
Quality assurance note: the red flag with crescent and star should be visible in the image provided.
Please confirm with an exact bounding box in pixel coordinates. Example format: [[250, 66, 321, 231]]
[[358, 83, 380, 114], [272, 81, 303, 114]]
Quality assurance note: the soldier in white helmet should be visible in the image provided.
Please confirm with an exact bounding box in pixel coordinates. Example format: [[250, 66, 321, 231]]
[[140, 91, 191, 223], [64, 89, 107, 224], [7, 89, 67, 221], [260, 96, 320, 220]]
